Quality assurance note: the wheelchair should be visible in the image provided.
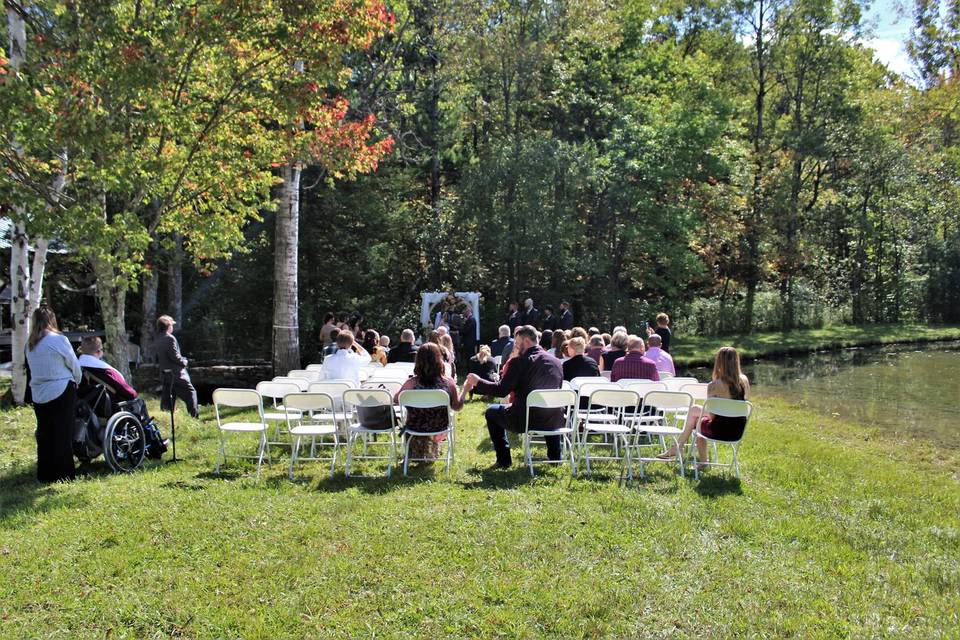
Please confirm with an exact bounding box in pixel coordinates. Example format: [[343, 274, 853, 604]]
[[73, 368, 167, 472]]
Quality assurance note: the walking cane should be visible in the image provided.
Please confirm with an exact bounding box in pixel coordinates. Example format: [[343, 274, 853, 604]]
[[162, 368, 178, 463]]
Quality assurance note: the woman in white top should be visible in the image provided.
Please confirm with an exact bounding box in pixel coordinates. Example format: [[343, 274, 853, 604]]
[[25, 307, 81, 482]]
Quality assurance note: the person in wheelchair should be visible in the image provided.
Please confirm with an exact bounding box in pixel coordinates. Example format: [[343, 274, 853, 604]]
[[76, 337, 167, 468]]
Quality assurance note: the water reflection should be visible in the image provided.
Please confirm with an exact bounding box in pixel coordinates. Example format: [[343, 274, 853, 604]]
[[683, 341, 960, 448]]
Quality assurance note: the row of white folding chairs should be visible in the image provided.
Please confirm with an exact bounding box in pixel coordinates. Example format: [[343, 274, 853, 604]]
[[212, 386, 454, 479], [522, 389, 752, 480]]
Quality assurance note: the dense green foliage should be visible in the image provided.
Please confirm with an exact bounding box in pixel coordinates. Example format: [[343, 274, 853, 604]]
[[0, 396, 957, 637]]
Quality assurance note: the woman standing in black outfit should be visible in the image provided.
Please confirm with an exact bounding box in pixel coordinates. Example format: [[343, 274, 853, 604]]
[[25, 307, 81, 483]]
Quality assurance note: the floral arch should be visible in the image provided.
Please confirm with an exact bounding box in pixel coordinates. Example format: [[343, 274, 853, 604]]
[[419, 291, 481, 341]]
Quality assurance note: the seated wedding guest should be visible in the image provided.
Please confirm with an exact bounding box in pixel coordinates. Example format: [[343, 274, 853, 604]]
[[439, 333, 457, 379], [26, 306, 81, 483], [601, 332, 612, 347], [613, 325, 628, 335], [646, 312, 672, 352], [588, 327, 600, 336], [387, 329, 419, 363], [599, 331, 628, 372], [540, 329, 553, 351], [320, 312, 337, 347], [610, 335, 660, 383], [362, 329, 388, 365], [645, 334, 675, 376], [562, 337, 599, 382], [380, 334, 391, 353], [321, 330, 365, 385], [570, 326, 590, 343], [658, 347, 750, 465], [465, 325, 563, 468], [322, 328, 340, 360], [586, 335, 605, 363], [78, 336, 137, 401], [468, 346, 499, 399], [489, 325, 511, 361], [395, 343, 465, 462], [550, 330, 567, 360]]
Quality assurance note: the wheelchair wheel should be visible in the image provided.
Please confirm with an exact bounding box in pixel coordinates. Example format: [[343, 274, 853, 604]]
[[103, 411, 147, 472]]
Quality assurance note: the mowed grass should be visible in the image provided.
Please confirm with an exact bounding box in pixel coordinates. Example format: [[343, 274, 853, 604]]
[[0, 395, 958, 639], [671, 323, 960, 366]]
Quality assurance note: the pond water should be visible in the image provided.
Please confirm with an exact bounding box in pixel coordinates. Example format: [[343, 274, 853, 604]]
[[684, 341, 960, 448]]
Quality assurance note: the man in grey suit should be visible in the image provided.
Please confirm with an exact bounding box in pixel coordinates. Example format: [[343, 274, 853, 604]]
[[156, 314, 199, 417]]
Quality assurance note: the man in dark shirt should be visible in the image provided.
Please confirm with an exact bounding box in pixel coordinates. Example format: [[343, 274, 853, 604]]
[[461, 307, 478, 358], [465, 325, 564, 467], [521, 298, 540, 329], [156, 314, 198, 417], [558, 301, 574, 331], [386, 329, 419, 363], [561, 337, 600, 381], [541, 305, 559, 331], [506, 302, 521, 332]]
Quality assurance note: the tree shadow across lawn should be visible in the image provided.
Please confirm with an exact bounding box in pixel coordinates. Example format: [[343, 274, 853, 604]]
[[693, 474, 743, 498], [0, 464, 90, 530]]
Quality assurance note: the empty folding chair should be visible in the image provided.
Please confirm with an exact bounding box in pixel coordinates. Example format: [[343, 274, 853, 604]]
[[287, 369, 323, 383], [398, 389, 455, 476], [577, 388, 640, 479], [343, 389, 399, 477], [305, 364, 324, 372], [569, 376, 607, 391], [693, 398, 754, 479], [523, 389, 577, 477], [663, 377, 698, 392], [212, 388, 269, 478], [307, 381, 353, 434], [272, 376, 310, 391], [679, 383, 709, 406], [256, 381, 304, 447], [627, 391, 693, 479], [285, 392, 340, 479], [573, 381, 622, 427]]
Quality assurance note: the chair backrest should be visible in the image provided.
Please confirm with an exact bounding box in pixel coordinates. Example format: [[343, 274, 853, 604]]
[[600, 370, 612, 380], [305, 364, 324, 372], [570, 376, 607, 390], [641, 390, 694, 413], [702, 397, 753, 420], [560, 380, 573, 391], [272, 376, 309, 391], [527, 389, 577, 410], [282, 391, 335, 413], [307, 381, 353, 400], [212, 388, 264, 425], [679, 383, 709, 402], [343, 388, 393, 410], [577, 381, 620, 400], [397, 389, 450, 409], [362, 361, 384, 369], [620, 381, 668, 399], [588, 389, 640, 410], [385, 362, 415, 370], [287, 369, 323, 382], [663, 377, 698, 391], [361, 380, 403, 396], [658, 370, 674, 380], [257, 381, 303, 403]]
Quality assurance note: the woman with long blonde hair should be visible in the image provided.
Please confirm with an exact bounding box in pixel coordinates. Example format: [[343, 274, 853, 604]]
[[657, 346, 750, 467], [25, 306, 81, 482]]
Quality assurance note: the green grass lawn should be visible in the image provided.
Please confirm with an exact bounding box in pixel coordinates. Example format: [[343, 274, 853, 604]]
[[670, 323, 960, 366], [1, 396, 958, 638]]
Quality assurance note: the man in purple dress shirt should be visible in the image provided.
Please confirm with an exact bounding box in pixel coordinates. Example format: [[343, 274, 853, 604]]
[[610, 335, 661, 383], [644, 334, 675, 376]]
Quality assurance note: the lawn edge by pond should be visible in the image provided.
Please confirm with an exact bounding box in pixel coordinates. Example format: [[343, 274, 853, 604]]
[[0, 395, 957, 638], [672, 323, 960, 367]]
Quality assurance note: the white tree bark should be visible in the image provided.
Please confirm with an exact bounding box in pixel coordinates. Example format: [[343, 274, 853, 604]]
[[272, 162, 301, 375]]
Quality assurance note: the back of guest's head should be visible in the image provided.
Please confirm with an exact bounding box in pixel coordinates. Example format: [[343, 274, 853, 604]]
[[656, 312, 670, 326], [439, 334, 454, 353], [571, 327, 589, 342], [551, 330, 566, 349], [498, 324, 510, 338], [329, 328, 341, 343], [428, 330, 440, 344], [588, 327, 600, 336], [80, 336, 103, 356], [380, 335, 390, 347], [414, 343, 444, 384], [626, 335, 645, 352], [336, 330, 355, 349], [362, 329, 380, 352], [29, 306, 60, 351], [568, 337, 586, 355], [524, 298, 533, 307], [601, 333, 611, 346], [713, 347, 744, 395], [323, 312, 335, 324], [589, 335, 604, 347], [156, 314, 175, 334], [401, 328, 415, 343], [437, 326, 449, 336], [516, 325, 538, 343], [613, 325, 627, 335], [561, 300, 570, 308], [611, 331, 628, 350], [477, 345, 491, 362], [540, 329, 553, 349], [647, 334, 662, 347]]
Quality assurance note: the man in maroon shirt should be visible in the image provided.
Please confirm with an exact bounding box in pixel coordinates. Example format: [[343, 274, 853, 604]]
[[610, 335, 661, 383]]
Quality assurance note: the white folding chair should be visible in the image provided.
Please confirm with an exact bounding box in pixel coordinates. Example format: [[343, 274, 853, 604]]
[[569, 376, 607, 391], [658, 370, 674, 380], [560, 380, 573, 391], [693, 398, 754, 479], [398, 389, 455, 476], [256, 381, 303, 447], [343, 389, 399, 477], [287, 369, 323, 383], [627, 391, 693, 479], [663, 377, 698, 392], [285, 392, 340, 479], [573, 381, 622, 427], [307, 381, 353, 434], [306, 364, 324, 372], [272, 376, 310, 391], [577, 389, 639, 479], [385, 362, 415, 371], [679, 383, 709, 406], [212, 388, 269, 478], [523, 390, 577, 477]]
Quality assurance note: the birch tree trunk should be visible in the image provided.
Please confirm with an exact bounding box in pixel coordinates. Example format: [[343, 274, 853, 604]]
[[272, 162, 301, 375], [140, 267, 159, 363]]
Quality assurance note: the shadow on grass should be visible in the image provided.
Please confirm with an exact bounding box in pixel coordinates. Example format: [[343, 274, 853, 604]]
[[693, 474, 743, 497], [0, 465, 90, 530]]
